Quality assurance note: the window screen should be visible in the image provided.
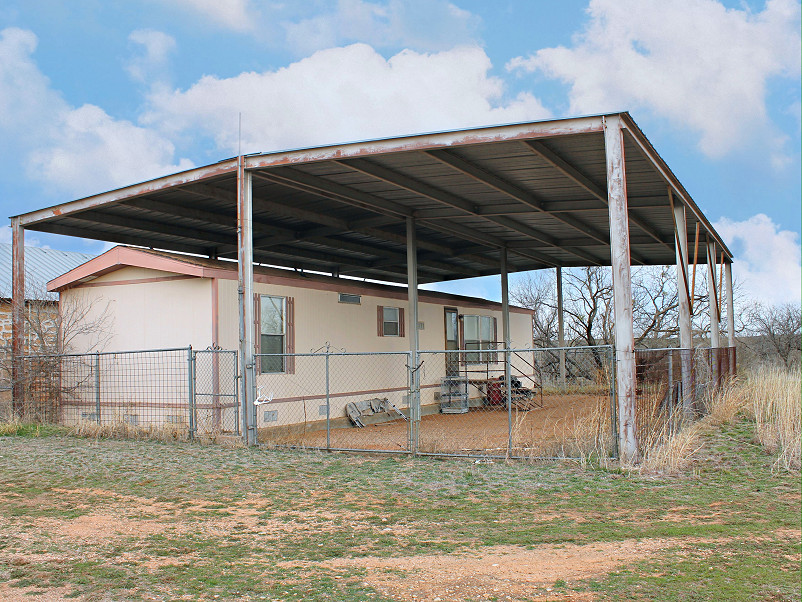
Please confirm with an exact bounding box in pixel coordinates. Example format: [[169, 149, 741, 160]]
[[382, 307, 400, 336], [260, 295, 285, 373]]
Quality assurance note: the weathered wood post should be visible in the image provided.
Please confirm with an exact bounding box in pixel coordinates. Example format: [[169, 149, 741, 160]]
[[604, 115, 639, 464]]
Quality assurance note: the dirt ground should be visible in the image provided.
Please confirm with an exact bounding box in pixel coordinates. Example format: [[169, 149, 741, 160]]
[[264, 393, 612, 456]]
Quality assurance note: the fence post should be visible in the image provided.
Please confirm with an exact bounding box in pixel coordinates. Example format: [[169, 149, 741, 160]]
[[94, 352, 101, 424], [325, 346, 331, 452], [610, 347, 618, 460], [187, 346, 195, 440]]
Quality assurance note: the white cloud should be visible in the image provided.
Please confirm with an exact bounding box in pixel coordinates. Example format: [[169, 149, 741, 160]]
[[167, 0, 254, 32], [282, 0, 480, 55], [714, 214, 801, 305], [142, 43, 550, 154], [154, 0, 479, 55], [126, 29, 176, 84], [507, 0, 801, 158], [0, 27, 193, 198]]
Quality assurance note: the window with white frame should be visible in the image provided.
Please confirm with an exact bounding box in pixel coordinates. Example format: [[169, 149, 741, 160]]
[[463, 314, 496, 363], [377, 305, 404, 337], [260, 295, 285, 373], [382, 307, 400, 336]]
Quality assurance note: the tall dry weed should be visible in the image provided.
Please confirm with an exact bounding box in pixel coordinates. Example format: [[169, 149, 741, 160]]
[[739, 366, 801, 471]]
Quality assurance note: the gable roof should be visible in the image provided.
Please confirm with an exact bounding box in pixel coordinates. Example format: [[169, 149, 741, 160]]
[[48, 245, 533, 313], [0, 243, 94, 300]]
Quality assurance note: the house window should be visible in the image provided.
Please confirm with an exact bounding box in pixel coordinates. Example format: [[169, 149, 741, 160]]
[[377, 306, 404, 337], [260, 295, 285, 373], [338, 293, 361, 304], [463, 315, 496, 364]]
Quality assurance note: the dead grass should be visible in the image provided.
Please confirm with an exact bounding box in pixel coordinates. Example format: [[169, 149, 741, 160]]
[[636, 365, 801, 474], [69, 419, 191, 442], [740, 366, 801, 471]]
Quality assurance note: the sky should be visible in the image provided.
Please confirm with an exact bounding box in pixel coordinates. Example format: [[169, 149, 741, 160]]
[[0, 0, 799, 306]]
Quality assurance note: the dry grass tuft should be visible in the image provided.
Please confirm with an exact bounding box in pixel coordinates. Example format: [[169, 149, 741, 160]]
[[70, 419, 191, 443], [739, 366, 801, 471], [636, 365, 800, 474]]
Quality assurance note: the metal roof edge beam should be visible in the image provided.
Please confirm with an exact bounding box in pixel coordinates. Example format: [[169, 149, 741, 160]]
[[243, 115, 606, 171], [16, 160, 238, 226]]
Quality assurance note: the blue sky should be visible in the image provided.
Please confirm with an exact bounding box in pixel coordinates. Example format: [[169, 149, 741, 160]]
[[1, 0, 799, 305]]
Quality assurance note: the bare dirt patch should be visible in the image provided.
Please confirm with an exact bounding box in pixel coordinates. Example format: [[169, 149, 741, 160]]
[[319, 537, 706, 602], [271, 393, 608, 454]]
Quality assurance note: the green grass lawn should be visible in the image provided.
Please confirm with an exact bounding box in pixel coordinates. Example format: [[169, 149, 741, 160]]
[[0, 420, 798, 601]]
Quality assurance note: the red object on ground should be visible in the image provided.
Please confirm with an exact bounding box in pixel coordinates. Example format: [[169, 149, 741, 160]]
[[486, 381, 504, 406]]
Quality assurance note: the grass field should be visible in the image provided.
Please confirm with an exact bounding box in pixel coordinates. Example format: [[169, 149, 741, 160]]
[[0, 414, 799, 602]]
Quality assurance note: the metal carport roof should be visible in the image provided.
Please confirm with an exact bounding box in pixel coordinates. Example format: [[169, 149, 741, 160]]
[[11, 112, 732, 284]]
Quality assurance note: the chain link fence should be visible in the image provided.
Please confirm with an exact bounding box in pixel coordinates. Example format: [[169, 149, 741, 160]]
[[255, 346, 615, 459], [1, 343, 734, 459], [634, 346, 735, 450], [1, 347, 238, 440]]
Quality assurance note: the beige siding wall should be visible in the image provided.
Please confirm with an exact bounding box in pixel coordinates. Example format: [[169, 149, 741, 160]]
[[62, 267, 213, 352], [217, 279, 534, 428]]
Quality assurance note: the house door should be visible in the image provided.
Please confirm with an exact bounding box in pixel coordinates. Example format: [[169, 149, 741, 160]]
[[444, 308, 459, 376]]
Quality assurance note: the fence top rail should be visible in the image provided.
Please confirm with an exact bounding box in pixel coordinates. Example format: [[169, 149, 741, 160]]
[[255, 350, 413, 358], [21, 346, 193, 360], [255, 345, 615, 358]]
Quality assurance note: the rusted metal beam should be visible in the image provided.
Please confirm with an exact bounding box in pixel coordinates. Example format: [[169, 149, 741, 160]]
[[11, 218, 24, 418], [523, 139, 669, 256], [16, 160, 238, 227], [604, 115, 638, 464], [619, 115, 734, 261], [244, 115, 607, 171], [335, 158, 600, 265], [424, 148, 612, 246]]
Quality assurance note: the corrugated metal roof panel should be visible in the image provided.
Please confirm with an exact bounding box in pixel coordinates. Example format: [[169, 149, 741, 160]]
[[0, 244, 95, 300]]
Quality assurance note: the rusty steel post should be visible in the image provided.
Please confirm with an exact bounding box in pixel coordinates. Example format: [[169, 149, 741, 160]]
[[11, 218, 24, 419], [725, 261, 736, 377], [500, 247, 512, 455], [706, 241, 721, 384], [672, 195, 694, 415], [556, 266, 566, 387], [237, 159, 256, 445], [406, 217, 420, 453], [604, 115, 639, 464]]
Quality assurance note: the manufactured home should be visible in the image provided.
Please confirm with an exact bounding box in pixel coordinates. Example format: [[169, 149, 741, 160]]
[[48, 245, 535, 431]]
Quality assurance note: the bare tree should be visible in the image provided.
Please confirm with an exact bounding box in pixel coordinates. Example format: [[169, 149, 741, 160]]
[[740, 302, 801, 369]]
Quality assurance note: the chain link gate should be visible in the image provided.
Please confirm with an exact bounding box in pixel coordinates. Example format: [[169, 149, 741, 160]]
[[192, 349, 239, 436]]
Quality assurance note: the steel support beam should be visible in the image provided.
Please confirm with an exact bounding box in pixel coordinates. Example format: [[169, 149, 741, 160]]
[[501, 248, 513, 454], [237, 161, 257, 445], [725, 262, 735, 347], [706, 241, 721, 349], [672, 194, 694, 415], [406, 218, 420, 452], [604, 115, 638, 464], [706, 240, 721, 386], [556, 267, 566, 386], [11, 218, 24, 418]]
